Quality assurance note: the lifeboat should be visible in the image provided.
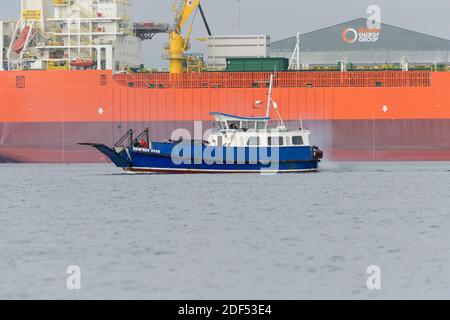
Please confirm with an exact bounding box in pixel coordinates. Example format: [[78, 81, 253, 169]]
[[11, 26, 31, 54], [70, 59, 95, 68]]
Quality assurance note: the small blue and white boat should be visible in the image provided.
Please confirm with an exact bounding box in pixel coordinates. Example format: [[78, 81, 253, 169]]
[[81, 75, 323, 174]]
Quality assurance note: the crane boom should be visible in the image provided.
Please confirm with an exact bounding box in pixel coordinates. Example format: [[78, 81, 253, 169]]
[[168, 0, 211, 74], [177, 0, 200, 31]]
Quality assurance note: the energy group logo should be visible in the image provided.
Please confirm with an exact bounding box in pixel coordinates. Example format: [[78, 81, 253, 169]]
[[342, 27, 380, 43], [342, 28, 358, 43]]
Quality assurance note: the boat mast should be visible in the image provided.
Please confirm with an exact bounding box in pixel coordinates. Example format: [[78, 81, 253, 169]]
[[265, 74, 287, 129], [266, 74, 274, 118]]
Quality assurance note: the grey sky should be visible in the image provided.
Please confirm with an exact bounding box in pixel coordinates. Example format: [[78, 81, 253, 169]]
[[2, 0, 449, 67]]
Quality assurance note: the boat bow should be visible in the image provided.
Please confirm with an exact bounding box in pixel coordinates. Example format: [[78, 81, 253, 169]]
[[78, 143, 131, 168]]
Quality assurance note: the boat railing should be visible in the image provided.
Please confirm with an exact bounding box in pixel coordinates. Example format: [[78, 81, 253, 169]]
[[133, 129, 150, 147], [114, 128, 150, 148], [114, 129, 134, 148]]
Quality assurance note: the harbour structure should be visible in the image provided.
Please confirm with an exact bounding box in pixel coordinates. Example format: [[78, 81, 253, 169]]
[[4, 0, 170, 71], [1, 1, 450, 163], [206, 35, 270, 69], [271, 18, 450, 70]]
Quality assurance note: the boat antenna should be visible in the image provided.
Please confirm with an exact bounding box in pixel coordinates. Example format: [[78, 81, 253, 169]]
[[266, 73, 286, 129], [271, 98, 286, 129]]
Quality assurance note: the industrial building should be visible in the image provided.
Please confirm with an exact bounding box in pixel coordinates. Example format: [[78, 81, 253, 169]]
[[206, 35, 270, 69], [271, 18, 450, 68]]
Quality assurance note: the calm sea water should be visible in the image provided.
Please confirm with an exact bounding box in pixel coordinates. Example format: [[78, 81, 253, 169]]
[[1, 162, 450, 299]]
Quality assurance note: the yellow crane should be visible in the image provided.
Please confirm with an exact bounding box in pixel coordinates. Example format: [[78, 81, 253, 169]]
[[168, 0, 212, 74]]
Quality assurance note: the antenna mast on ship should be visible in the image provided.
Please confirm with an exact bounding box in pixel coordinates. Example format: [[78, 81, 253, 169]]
[[266, 74, 274, 118], [289, 32, 301, 71], [265, 74, 286, 129]]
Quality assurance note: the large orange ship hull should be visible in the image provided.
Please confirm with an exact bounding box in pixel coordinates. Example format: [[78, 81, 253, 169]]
[[1, 70, 449, 162]]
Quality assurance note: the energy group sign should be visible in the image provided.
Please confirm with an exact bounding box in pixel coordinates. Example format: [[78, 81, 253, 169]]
[[342, 27, 380, 43]]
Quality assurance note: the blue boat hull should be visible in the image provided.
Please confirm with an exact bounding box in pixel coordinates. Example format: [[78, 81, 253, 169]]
[[86, 141, 321, 174]]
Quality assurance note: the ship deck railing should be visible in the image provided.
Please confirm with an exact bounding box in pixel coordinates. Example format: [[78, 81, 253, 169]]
[[113, 71, 432, 89]]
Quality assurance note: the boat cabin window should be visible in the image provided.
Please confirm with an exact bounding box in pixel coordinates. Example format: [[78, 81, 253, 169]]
[[268, 137, 284, 146], [241, 121, 256, 130], [257, 122, 267, 130], [217, 136, 223, 146], [228, 121, 240, 130], [247, 137, 260, 146], [217, 122, 224, 130], [292, 136, 304, 145]]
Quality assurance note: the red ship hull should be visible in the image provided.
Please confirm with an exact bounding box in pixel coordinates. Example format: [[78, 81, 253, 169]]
[[1, 70, 449, 162]]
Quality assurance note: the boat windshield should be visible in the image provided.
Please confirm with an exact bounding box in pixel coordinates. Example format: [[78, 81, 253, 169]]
[[242, 121, 256, 130], [257, 121, 267, 130], [212, 113, 269, 131], [222, 120, 267, 130], [217, 121, 225, 130], [227, 121, 241, 130]]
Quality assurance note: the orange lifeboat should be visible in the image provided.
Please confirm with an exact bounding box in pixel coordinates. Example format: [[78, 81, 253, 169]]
[[12, 26, 31, 54], [70, 59, 95, 68]]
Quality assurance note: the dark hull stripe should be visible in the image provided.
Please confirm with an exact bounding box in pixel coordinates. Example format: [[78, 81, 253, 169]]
[[2, 120, 450, 162]]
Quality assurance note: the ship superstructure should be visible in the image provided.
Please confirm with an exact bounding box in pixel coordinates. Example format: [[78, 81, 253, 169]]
[[5, 0, 149, 71], [0, 20, 16, 70]]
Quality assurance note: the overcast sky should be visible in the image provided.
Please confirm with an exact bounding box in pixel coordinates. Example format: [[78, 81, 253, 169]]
[[1, 0, 449, 67]]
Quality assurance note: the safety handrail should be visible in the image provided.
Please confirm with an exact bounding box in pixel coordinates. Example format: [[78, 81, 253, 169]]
[[133, 128, 150, 147], [114, 129, 134, 148]]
